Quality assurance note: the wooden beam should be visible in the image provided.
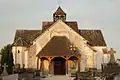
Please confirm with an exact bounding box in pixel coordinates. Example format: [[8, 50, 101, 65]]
[[66, 60, 68, 74], [78, 56, 80, 72], [37, 57, 39, 70], [49, 60, 51, 74], [40, 59, 43, 72]]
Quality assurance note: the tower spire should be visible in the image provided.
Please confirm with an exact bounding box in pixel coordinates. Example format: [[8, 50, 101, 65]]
[[53, 6, 66, 22]]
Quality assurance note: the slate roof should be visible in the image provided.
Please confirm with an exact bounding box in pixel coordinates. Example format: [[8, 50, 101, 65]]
[[42, 21, 79, 32], [12, 30, 42, 46], [37, 36, 79, 56], [79, 30, 106, 46]]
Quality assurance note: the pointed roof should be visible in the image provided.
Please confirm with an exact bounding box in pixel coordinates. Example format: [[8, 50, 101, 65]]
[[37, 36, 79, 56], [53, 6, 66, 15]]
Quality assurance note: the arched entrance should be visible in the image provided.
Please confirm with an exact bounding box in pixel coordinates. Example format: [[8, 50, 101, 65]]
[[52, 57, 66, 75]]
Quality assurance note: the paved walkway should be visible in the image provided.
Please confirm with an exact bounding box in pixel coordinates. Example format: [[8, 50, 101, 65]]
[[43, 75, 75, 80]]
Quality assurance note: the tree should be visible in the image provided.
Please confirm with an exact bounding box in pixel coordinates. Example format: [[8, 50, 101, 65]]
[[0, 44, 14, 74]]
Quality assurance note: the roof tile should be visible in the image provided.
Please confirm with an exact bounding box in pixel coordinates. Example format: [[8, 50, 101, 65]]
[[79, 30, 106, 46]]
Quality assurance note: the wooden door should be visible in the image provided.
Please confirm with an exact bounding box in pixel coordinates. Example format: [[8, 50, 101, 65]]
[[54, 60, 66, 75]]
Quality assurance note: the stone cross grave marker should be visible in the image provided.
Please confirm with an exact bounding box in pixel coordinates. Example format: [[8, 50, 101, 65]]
[[1, 63, 8, 76], [108, 48, 116, 63]]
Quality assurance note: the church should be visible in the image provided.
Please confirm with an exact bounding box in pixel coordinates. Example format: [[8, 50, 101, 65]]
[[12, 7, 108, 75]]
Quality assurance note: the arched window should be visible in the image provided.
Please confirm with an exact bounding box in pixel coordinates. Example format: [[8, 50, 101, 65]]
[[18, 50, 20, 53]]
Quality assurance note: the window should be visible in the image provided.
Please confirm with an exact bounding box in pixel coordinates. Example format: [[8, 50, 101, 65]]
[[18, 50, 20, 53]]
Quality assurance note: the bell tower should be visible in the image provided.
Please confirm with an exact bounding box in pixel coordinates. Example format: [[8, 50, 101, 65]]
[[53, 6, 66, 22]]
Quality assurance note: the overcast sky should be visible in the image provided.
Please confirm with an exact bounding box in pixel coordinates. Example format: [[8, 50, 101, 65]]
[[0, 0, 120, 58]]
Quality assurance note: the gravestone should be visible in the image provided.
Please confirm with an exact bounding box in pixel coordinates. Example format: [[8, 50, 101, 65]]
[[1, 63, 8, 76], [0, 63, 18, 80]]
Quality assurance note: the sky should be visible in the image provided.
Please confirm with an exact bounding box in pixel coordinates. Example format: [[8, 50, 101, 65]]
[[0, 0, 120, 58]]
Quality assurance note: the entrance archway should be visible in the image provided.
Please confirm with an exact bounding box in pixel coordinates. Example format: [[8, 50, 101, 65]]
[[52, 57, 66, 75]]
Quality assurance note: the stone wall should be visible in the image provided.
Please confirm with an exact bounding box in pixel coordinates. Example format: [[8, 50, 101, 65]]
[[28, 44, 37, 69]]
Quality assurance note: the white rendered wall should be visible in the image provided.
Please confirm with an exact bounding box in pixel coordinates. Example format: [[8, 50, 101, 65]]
[[92, 46, 108, 70], [12, 46, 27, 68], [24, 50, 28, 68]]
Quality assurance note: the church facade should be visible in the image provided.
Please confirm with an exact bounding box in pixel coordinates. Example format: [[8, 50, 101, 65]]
[[12, 7, 108, 75]]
